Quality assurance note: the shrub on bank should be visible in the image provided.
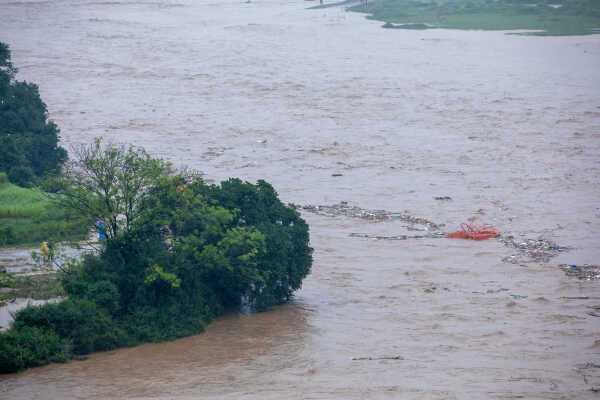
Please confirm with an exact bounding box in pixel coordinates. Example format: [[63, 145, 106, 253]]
[[0, 326, 68, 373], [11, 299, 123, 355]]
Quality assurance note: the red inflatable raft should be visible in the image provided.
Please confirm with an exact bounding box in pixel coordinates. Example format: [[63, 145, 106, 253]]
[[445, 223, 500, 241]]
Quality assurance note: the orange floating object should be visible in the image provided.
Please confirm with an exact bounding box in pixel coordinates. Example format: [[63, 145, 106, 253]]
[[445, 223, 500, 241]]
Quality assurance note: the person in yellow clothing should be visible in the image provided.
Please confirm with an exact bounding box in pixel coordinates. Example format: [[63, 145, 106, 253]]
[[41, 241, 49, 264]]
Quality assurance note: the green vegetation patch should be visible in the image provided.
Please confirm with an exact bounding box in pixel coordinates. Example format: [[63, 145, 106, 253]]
[[0, 182, 89, 246], [0, 181, 49, 219], [339, 0, 600, 36]]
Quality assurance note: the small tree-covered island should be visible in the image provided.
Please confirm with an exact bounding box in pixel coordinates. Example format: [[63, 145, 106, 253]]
[[0, 139, 313, 373], [0, 44, 313, 373]]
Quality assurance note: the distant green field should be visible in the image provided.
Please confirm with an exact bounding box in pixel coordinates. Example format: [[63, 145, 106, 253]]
[[313, 0, 600, 36], [0, 183, 89, 246]]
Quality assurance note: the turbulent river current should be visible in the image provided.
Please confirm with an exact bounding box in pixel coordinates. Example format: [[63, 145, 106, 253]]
[[1, 0, 600, 398]]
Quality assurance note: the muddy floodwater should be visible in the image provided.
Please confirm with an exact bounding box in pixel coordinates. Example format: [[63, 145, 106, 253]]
[[1, 0, 600, 398]]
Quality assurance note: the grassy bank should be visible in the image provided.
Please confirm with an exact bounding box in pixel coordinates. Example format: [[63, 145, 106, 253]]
[[317, 0, 600, 36], [0, 182, 89, 246]]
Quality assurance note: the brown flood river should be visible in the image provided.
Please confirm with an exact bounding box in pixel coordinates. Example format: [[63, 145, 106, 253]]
[[1, 0, 600, 398]]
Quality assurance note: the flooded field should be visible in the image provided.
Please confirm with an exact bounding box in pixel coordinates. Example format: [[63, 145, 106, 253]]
[[1, 0, 599, 398]]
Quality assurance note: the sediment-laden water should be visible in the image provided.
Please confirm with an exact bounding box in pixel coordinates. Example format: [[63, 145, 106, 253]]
[[0, 0, 599, 398]]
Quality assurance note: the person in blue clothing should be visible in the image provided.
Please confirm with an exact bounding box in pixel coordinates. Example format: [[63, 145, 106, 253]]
[[95, 220, 106, 239]]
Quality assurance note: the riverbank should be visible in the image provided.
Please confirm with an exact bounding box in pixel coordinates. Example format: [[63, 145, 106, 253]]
[[0, 182, 89, 247], [0, 273, 64, 306], [0, 240, 89, 331], [315, 0, 600, 36]]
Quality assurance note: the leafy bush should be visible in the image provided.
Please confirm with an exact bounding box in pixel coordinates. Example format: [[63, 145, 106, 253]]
[[7, 165, 35, 187], [0, 172, 8, 183], [11, 299, 123, 355], [87, 280, 121, 315], [0, 266, 15, 288], [0, 225, 16, 245], [38, 174, 67, 193], [0, 326, 68, 373], [120, 302, 211, 343]]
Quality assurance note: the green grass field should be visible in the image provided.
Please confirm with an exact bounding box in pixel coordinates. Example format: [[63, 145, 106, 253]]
[[313, 0, 600, 36], [0, 182, 89, 246]]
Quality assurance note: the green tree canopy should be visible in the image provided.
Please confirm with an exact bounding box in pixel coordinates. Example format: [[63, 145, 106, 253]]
[[0, 41, 67, 186], [59, 138, 170, 240]]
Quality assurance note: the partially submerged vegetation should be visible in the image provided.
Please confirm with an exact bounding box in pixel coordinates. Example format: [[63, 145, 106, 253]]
[[316, 0, 600, 36], [0, 273, 64, 305], [0, 140, 313, 373]]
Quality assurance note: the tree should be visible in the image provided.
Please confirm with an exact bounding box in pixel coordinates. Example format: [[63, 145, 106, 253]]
[[0, 42, 16, 80], [59, 138, 170, 241], [0, 42, 67, 185], [136, 176, 313, 310]]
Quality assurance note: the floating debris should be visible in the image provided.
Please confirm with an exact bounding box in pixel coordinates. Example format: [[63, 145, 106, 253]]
[[587, 305, 600, 317], [575, 362, 600, 390], [349, 232, 445, 240], [560, 264, 600, 281], [499, 236, 568, 264], [434, 196, 452, 201], [561, 296, 600, 300], [352, 355, 404, 361], [576, 362, 600, 370], [301, 203, 579, 267], [301, 202, 442, 230]]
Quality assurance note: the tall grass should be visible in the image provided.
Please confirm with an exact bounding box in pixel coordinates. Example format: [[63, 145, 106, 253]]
[[0, 183, 90, 246], [0, 183, 50, 219]]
